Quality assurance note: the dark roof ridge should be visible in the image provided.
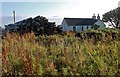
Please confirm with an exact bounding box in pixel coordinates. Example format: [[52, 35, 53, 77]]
[[64, 18, 97, 20], [63, 17, 98, 26]]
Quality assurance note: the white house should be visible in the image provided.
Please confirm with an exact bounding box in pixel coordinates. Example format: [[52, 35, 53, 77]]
[[61, 14, 106, 32]]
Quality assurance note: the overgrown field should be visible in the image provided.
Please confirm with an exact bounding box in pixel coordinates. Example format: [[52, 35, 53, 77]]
[[1, 29, 120, 76]]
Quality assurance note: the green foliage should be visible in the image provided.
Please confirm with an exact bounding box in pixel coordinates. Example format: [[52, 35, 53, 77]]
[[102, 7, 120, 28], [2, 29, 120, 76], [38, 64, 43, 75], [91, 24, 100, 30], [62, 68, 69, 75]]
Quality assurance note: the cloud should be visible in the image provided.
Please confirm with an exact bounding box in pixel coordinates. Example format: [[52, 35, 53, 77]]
[[52, 16, 60, 18], [48, 17, 63, 25]]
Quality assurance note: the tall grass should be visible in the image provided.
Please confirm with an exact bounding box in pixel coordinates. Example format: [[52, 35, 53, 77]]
[[1, 29, 120, 76]]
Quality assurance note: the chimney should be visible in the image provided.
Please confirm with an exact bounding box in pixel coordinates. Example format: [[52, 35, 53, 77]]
[[118, 1, 120, 7], [92, 13, 96, 19], [97, 14, 100, 20], [13, 11, 15, 24]]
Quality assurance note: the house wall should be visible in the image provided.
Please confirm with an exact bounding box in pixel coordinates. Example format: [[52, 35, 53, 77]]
[[61, 19, 73, 31], [94, 20, 106, 29], [104, 21, 115, 28], [76, 25, 91, 32], [61, 20, 92, 32]]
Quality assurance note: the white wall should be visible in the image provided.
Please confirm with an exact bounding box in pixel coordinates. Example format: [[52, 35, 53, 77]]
[[104, 21, 114, 28], [76, 25, 91, 32], [95, 20, 106, 29], [76, 26, 82, 32], [61, 20, 92, 32], [61, 19, 73, 31]]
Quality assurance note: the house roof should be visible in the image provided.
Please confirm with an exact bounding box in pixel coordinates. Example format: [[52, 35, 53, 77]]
[[64, 18, 98, 26]]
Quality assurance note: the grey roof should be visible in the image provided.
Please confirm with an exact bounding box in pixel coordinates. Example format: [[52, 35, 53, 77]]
[[64, 18, 98, 26]]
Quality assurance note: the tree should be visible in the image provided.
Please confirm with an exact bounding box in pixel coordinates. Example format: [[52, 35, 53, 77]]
[[102, 7, 120, 29]]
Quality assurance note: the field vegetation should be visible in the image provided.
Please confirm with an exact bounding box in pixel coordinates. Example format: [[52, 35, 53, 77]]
[[1, 28, 120, 76]]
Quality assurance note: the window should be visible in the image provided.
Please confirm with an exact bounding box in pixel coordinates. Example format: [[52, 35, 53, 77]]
[[73, 26, 76, 32], [82, 26, 84, 31], [87, 26, 89, 29]]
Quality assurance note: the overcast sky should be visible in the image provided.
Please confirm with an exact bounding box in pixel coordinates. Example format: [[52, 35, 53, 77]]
[[0, 0, 120, 28]]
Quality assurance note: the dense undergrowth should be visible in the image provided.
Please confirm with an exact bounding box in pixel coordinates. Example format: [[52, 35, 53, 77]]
[[1, 28, 120, 76]]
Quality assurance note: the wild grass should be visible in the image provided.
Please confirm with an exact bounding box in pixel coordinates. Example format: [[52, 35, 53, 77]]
[[1, 29, 120, 76]]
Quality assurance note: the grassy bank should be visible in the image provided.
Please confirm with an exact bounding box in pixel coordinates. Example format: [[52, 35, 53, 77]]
[[1, 29, 120, 76]]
